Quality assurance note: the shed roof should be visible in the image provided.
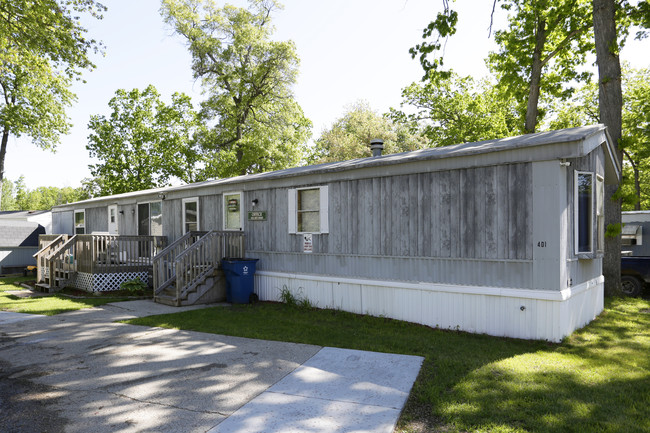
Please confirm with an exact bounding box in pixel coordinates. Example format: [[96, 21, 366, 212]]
[[0, 220, 45, 247], [0, 210, 50, 220], [53, 124, 620, 209]]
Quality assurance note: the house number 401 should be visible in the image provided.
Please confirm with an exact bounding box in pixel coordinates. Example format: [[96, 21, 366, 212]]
[[537, 241, 547, 248]]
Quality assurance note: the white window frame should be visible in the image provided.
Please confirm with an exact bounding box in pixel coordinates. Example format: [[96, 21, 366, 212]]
[[136, 201, 163, 236], [182, 197, 200, 234], [596, 175, 604, 253], [288, 186, 329, 234], [74, 210, 85, 235], [223, 191, 244, 231], [574, 171, 594, 255]]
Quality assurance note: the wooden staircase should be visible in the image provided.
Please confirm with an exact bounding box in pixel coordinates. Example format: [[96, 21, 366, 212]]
[[155, 268, 226, 306], [33, 235, 76, 293], [153, 231, 244, 306]]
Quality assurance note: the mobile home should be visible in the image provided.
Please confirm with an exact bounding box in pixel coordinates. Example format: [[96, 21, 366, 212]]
[[46, 125, 620, 341]]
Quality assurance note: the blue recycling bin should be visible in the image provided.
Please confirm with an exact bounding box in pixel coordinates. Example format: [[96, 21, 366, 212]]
[[221, 258, 260, 304]]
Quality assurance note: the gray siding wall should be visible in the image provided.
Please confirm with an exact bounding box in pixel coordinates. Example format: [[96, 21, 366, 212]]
[[87, 206, 107, 233], [53, 210, 74, 235], [247, 163, 534, 288]]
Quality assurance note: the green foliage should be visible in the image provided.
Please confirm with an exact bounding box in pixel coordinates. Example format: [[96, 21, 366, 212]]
[[606, 223, 622, 238], [86, 85, 200, 196], [550, 67, 650, 210], [279, 285, 314, 309], [1, 176, 88, 211], [409, 2, 458, 79], [126, 297, 650, 432], [487, 0, 595, 132], [161, 0, 311, 179], [0, 0, 105, 183], [390, 73, 521, 146], [120, 278, 148, 296], [308, 101, 428, 164]]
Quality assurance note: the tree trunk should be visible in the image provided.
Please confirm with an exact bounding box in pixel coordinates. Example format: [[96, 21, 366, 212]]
[[525, 17, 547, 133], [593, 0, 623, 296], [0, 126, 9, 210], [634, 167, 641, 211]]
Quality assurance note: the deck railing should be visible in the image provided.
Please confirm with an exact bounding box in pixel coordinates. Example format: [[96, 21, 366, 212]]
[[153, 231, 245, 303], [36, 234, 167, 290], [75, 234, 167, 274]]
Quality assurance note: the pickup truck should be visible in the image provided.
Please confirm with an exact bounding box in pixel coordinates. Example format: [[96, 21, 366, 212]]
[[621, 256, 650, 297]]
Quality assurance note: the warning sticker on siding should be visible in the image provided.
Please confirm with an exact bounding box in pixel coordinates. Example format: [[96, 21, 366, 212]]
[[303, 234, 313, 253]]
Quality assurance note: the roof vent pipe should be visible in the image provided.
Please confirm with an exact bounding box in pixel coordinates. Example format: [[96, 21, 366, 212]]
[[370, 139, 384, 157]]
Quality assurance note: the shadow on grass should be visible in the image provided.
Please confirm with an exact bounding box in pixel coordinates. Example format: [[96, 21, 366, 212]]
[[410, 297, 650, 433], [127, 298, 650, 433]]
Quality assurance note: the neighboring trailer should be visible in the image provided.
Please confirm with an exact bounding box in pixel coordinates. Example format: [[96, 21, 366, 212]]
[[621, 211, 650, 256], [0, 211, 50, 274], [51, 125, 620, 341]]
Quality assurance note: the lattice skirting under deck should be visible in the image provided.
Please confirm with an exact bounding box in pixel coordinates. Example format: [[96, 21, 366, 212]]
[[70, 271, 149, 292]]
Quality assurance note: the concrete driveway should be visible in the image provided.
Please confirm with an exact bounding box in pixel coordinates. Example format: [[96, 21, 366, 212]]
[[0, 301, 423, 433]]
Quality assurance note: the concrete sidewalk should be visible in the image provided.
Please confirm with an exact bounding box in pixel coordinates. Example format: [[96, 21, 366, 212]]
[[0, 301, 423, 433]]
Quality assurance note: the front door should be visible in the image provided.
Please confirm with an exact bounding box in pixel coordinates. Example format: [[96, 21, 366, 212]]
[[108, 205, 118, 234]]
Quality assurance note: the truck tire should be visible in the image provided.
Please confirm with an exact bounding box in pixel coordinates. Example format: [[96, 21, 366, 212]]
[[621, 275, 643, 297]]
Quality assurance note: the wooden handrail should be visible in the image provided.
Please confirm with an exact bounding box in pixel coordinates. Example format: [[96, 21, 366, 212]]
[[153, 231, 207, 295], [34, 234, 68, 283], [153, 231, 245, 304]]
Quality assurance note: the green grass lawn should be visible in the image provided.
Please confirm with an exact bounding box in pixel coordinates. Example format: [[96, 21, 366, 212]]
[[126, 297, 650, 433], [0, 275, 129, 315]]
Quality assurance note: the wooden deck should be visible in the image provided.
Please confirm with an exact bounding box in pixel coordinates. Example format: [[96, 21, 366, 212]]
[[35, 234, 168, 291]]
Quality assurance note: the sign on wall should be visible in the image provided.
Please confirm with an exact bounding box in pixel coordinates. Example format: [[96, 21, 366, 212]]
[[247, 211, 267, 221], [303, 233, 313, 253]]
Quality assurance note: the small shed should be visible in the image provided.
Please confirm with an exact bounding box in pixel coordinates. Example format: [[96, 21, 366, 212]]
[[0, 211, 50, 274], [50, 125, 620, 341]]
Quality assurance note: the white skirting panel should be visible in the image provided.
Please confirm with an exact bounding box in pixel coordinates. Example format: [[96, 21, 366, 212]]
[[255, 271, 604, 342]]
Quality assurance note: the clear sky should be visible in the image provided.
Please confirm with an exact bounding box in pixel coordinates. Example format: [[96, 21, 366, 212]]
[[6, 0, 649, 190]]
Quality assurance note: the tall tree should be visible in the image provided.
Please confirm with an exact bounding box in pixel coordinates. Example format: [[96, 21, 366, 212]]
[[0, 1, 105, 200], [488, 0, 594, 132], [390, 73, 521, 146], [309, 101, 427, 164], [411, 0, 594, 133], [620, 68, 650, 210], [86, 85, 199, 196], [161, 0, 311, 179]]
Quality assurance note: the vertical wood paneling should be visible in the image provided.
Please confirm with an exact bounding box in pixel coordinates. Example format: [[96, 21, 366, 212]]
[[439, 171, 451, 257], [330, 182, 343, 254], [420, 172, 431, 257], [428, 172, 438, 257], [449, 170, 461, 258], [408, 174, 419, 257], [372, 177, 381, 254], [497, 165, 509, 259], [358, 179, 372, 255], [485, 167, 498, 258], [381, 176, 391, 256]]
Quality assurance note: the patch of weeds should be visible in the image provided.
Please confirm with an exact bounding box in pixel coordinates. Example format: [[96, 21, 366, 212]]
[[279, 285, 315, 309]]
